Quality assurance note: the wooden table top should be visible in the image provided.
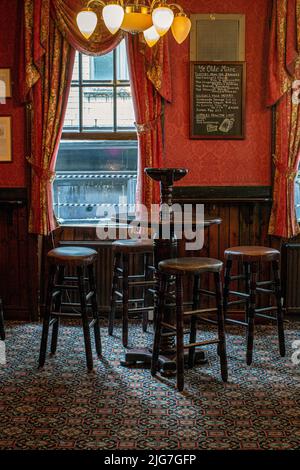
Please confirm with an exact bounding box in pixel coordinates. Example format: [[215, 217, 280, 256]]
[[112, 214, 222, 228]]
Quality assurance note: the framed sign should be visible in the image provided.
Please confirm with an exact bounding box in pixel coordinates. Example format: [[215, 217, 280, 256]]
[[190, 61, 246, 139], [0, 116, 12, 162], [0, 68, 12, 100]]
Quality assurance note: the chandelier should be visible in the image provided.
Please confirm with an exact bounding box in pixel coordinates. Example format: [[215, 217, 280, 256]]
[[76, 1, 191, 47]]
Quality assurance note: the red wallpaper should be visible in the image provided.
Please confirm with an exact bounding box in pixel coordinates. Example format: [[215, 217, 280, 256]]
[[0, 0, 26, 187], [164, 0, 272, 186], [0, 0, 271, 189]]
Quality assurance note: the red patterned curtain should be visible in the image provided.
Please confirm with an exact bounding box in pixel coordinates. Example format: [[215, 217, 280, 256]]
[[21, 0, 171, 235], [126, 35, 171, 209], [20, 2, 126, 234], [267, 0, 300, 238]]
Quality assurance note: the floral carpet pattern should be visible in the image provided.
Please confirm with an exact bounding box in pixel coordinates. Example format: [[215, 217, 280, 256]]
[[0, 320, 300, 450]]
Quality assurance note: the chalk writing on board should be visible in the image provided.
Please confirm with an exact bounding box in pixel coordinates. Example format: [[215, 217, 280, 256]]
[[190, 62, 245, 139]]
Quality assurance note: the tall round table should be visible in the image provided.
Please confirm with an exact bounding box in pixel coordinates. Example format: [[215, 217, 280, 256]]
[[119, 168, 221, 373]]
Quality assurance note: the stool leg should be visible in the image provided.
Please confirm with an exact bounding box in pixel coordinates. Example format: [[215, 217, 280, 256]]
[[39, 265, 57, 368], [176, 275, 185, 392], [88, 264, 102, 358], [272, 260, 285, 357], [142, 253, 151, 333], [214, 272, 228, 382], [188, 274, 200, 368], [108, 251, 121, 336], [0, 298, 5, 341], [223, 259, 232, 319], [151, 273, 166, 376], [244, 262, 250, 322], [122, 253, 129, 348], [246, 262, 257, 365], [50, 265, 64, 355], [77, 266, 93, 371]]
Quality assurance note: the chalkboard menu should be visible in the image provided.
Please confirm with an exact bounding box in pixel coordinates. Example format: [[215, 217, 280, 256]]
[[190, 61, 246, 139]]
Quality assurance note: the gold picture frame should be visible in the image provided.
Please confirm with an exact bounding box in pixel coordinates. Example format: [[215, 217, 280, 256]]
[[0, 68, 12, 100], [0, 116, 12, 162]]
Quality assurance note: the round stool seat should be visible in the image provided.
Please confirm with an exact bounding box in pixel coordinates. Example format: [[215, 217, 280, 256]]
[[112, 239, 153, 254], [47, 246, 98, 266], [159, 257, 223, 275], [224, 246, 280, 262]]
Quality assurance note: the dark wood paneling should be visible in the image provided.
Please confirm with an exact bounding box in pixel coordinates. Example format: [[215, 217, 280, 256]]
[[173, 185, 272, 203], [281, 242, 300, 313], [0, 187, 27, 201], [3, 186, 287, 321], [44, 194, 276, 317], [0, 189, 40, 320]]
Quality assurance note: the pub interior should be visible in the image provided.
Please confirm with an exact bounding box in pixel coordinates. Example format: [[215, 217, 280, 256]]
[[0, 0, 300, 457]]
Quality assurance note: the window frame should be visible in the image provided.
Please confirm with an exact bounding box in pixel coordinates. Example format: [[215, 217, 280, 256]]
[[55, 44, 137, 227], [62, 45, 137, 141]]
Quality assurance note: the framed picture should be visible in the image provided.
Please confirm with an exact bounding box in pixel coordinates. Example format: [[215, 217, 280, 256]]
[[0, 116, 12, 162], [190, 61, 246, 139], [0, 68, 12, 100]]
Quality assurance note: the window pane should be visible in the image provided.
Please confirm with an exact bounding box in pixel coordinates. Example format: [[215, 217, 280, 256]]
[[83, 52, 113, 82], [54, 140, 137, 224], [117, 86, 135, 129], [64, 87, 80, 131], [117, 40, 129, 81], [82, 87, 114, 131]]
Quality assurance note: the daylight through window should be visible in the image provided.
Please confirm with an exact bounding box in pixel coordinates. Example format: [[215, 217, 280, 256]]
[[53, 40, 137, 225]]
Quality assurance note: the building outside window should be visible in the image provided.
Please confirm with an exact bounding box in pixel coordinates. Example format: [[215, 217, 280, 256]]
[[53, 40, 137, 225]]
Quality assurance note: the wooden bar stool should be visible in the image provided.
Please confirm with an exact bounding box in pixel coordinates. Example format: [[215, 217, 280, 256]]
[[39, 246, 101, 371], [151, 257, 228, 392], [0, 297, 5, 340], [109, 239, 155, 347], [223, 246, 285, 365]]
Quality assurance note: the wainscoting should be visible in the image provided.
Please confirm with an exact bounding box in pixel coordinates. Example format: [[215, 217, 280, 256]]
[[45, 186, 282, 316], [4, 186, 299, 321], [0, 188, 40, 320], [281, 242, 300, 314]]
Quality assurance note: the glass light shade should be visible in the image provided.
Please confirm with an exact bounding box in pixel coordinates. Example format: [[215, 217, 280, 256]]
[[143, 26, 160, 47], [121, 5, 152, 33], [103, 4, 125, 34], [76, 8, 98, 39], [171, 15, 191, 44], [152, 6, 174, 36]]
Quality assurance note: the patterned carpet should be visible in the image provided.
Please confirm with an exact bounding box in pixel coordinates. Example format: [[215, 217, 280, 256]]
[[0, 319, 300, 450]]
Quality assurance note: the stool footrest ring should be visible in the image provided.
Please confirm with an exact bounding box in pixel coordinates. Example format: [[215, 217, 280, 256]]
[[184, 307, 218, 316], [184, 339, 220, 349]]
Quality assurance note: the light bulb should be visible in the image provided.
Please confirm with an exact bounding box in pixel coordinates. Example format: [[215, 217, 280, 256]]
[[76, 8, 98, 39], [171, 15, 191, 44], [103, 4, 125, 34], [143, 26, 160, 47], [152, 6, 174, 36]]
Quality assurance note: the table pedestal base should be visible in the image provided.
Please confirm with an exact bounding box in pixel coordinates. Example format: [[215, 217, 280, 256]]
[[120, 348, 208, 375]]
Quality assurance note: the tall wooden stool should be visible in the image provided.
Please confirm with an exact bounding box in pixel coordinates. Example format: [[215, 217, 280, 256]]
[[223, 246, 285, 365], [151, 257, 228, 392], [39, 246, 101, 371], [109, 239, 154, 347], [0, 297, 5, 341]]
